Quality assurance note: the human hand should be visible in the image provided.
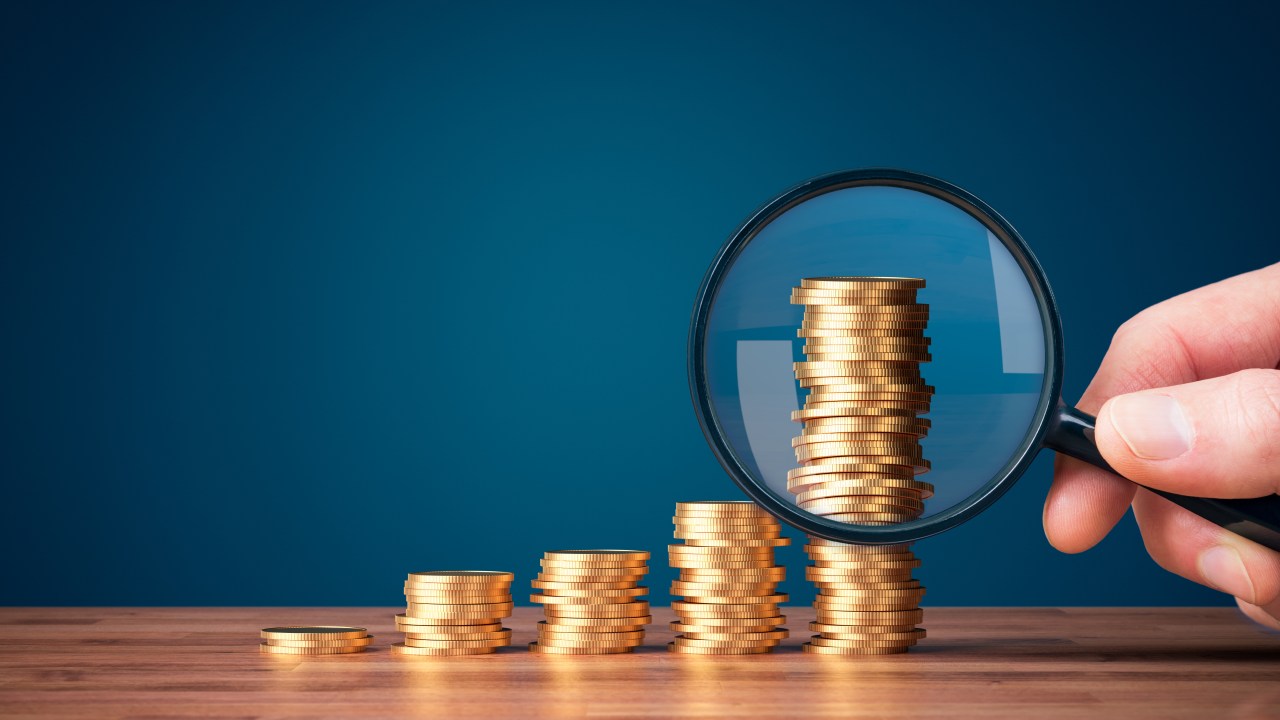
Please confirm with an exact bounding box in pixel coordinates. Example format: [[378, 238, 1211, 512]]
[[1044, 262, 1280, 628]]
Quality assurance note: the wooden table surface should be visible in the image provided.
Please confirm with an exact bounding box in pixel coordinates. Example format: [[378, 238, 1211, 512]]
[[1, 607, 1277, 719]]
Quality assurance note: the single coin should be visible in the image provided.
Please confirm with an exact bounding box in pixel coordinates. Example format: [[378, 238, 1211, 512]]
[[667, 642, 771, 654], [529, 642, 633, 654], [259, 642, 366, 655], [403, 637, 511, 649], [671, 614, 786, 626], [672, 637, 780, 648], [795, 484, 924, 502], [404, 594, 513, 605], [539, 615, 651, 628], [802, 334, 930, 346], [800, 322, 929, 332], [678, 567, 785, 579], [787, 475, 927, 494], [669, 621, 783, 634], [798, 497, 925, 514], [407, 571, 514, 584], [675, 504, 772, 517], [406, 601, 512, 615], [675, 527, 783, 538], [809, 634, 918, 648], [534, 637, 644, 649], [801, 391, 933, 404], [531, 586, 648, 599], [799, 422, 928, 437], [813, 598, 926, 611], [673, 514, 779, 525], [793, 407, 920, 422], [795, 294, 922, 307], [787, 464, 918, 480], [802, 397, 932, 412], [795, 368, 923, 381], [802, 643, 908, 655], [392, 642, 497, 656], [668, 544, 775, 554], [799, 277, 925, 290], [396, 622, 503, 633], [266, 636, 373, 648], [544, 550, 649, 562], [537, 628, 646, 641], [681, 537, 790, 548], [801, 383, 935, 397], [260, 626, 368, 641], [403, 629, 512, 641], [675, 625, 783, 635], [670, 559, 778, 570], [670, 579, 778, 591], [536, 566, 649, 578]]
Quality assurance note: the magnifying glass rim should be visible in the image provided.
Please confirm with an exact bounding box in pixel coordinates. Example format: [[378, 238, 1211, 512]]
[[687, 167, 1065, 544]]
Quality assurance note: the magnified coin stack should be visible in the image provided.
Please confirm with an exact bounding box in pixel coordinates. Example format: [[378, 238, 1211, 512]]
[[668, 501, 790, 654], [788, 276, 934, 655], [259, 625, 373, 655], [393, 570, 514, 656], [529, 550, 651, 654]]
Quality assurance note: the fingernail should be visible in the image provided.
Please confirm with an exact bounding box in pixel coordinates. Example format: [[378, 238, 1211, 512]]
[[1107, 394, 1194, 460], [1199, 545, 1256, 601]]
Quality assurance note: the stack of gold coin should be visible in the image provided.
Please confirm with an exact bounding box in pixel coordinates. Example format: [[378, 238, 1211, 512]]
[[788, 276, 933, 655], [668, 501, 790, 655], [259, 626, 372, 655], [392, 570, 514, 656], [529, 550, 651, 654]]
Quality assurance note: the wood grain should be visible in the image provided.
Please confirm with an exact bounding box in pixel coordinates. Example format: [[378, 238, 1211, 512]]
[[0, 607, 1277, 719]]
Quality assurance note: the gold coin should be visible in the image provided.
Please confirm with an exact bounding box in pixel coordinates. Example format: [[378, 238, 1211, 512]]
[[795, 442, 923, 461], [809, 626, 925, 640], [795, 484, 924, 502], [669, 621, 783, 633], [404, 625, 514, 635], [536, 566, 649, 578], [671, 613, 786, 626], [675, 625, 783, 635], [265, 636, 374, 648], [544, 549, 649, 561], [799, 497, 925, 514], [807, 557, 922, 569], [403, 637, 511, 649], [793, 408, 920, 423], [810, 634, 918, 648], [404, 593, 513, 604], [528, 642, 633, 654], [800, 321, 929, 332], [670, 602, 780, 616], [672, 637, 780, 648], [537, 629, 646, 642], [787, 463, 917, 480], [798, 277, 926, 290], [539, 616, 651, 628], [675, 527, 783, 538], [801, 415, 929, 430], [800, 381, 934, 394], [531, 592, 649, 605], [667, 642, 772, 654], [668, 544, 775, 554], [540, 559, 649, 570], [806, 536, 913, 550], [543, 602, 650, 618], [676, 500, 770, 512], [802, 643, 908, 655], [535, 637, 644, 649], [395, 613, 498, 626], [672, 593, 788, 605], [813, 599, 925, 612], [259, 642, 366, 655], [787, 475, 925, 495], [680, 537, 790, 548], [807, 511, 923, 524], [673, 514, 779, 525], [406, 601, 512, 615], [806, 546, 918, 559], [801, 389, 933, 402], [391, 642, 496, 656], [407, 571, 514, 584], [260, 626, 368, 641], [530, 586, 648, 599], [670, 559, 779, 570], [678, 567, 785, 579], [671, 583, 780, 597], [802, 334, 930, 346], [531, 579, 640, 590], [804, 353, 932, 365], [795, 366, 923, 380], [397, 622, 504, 634]]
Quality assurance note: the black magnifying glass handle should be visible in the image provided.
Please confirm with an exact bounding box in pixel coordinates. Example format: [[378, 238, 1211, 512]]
[[1045, 402, 1280, 552]]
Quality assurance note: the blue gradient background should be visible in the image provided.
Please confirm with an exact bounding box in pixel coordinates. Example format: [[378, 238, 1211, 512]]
[[2, 1, 1277, 607]]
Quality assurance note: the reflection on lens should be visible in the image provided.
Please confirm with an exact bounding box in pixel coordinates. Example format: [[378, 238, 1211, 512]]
[[703, 182, 1048, 526]]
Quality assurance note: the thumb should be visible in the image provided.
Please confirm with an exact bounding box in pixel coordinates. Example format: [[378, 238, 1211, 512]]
[[1095, 368, 1280, 499]]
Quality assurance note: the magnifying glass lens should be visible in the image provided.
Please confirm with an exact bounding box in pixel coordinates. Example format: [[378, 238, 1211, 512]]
[[703, 183, 1050, 532]]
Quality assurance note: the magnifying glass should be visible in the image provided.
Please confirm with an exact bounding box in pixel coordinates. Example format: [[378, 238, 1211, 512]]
[[688, 168, 1280, 550]]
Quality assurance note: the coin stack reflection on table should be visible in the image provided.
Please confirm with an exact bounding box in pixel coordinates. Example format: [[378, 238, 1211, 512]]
[[788, 277, 934, 655], [259, 626, 373, 655], [668, 501, 790, 654], [393, 571, 514, 656], [529, 550, 651, 654]]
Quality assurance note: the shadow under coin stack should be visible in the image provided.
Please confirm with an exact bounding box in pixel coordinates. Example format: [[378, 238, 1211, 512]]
[[668, 501, 790, 655], [788, 276, 934, 655], [530, 550, 651, 654], [393, 571, 514, 656], [259, 625, 372, 655]]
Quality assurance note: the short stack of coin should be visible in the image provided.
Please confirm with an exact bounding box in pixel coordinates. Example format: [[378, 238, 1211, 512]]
[[668, 501, 790, 655], [393, 571, 514, 656], [259, 626, 372, 655], [530, 550, 651, 654], [788, 276, 933, 655]]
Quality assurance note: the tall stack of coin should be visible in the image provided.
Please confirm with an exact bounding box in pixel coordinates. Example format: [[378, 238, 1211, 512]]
[[530, 550, 651, 654], [393, 571, 514, 656], [259, 626, 372, 655], [788, 276, 933, 655], [668, 501, 790, 655]]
